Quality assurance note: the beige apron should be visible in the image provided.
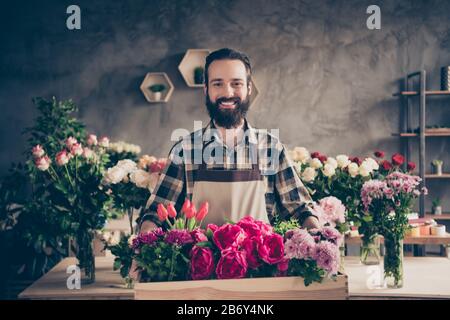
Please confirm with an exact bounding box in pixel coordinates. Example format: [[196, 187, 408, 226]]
[[191, 142, 269, 226]]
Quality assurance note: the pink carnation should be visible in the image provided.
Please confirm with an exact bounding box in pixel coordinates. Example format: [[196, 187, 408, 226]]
[[313, 241, 340, 275]]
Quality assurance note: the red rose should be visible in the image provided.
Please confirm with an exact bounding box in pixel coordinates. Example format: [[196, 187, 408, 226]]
[[374, 150, 385, 158], [407, 161, 416, 172], [391, 153, 404, 166], [257, 233, 285, 265], [350, 157, 362, 165], [318, 155, 328, 163], [381, 160, 392, 171], [241, 237, 262, 269], [190, 246, 215, 280], [213, 224, 246, 251], [190, 229, 208, 243], [237, 216, 262, 238], [215, 248, 248, 279], [311, 152, 321, 159]]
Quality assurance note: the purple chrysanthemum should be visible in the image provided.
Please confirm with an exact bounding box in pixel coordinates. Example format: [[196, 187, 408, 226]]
[[165, 229, 194, 246]]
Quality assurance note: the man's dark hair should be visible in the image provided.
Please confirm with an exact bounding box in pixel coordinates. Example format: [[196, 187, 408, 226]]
[[204, 48, 252, 86]]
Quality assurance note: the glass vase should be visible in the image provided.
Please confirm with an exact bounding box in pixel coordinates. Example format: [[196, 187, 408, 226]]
[[76, 229, 96, 284], [360, 234, 381, 265], [383, 237, 403, 289]]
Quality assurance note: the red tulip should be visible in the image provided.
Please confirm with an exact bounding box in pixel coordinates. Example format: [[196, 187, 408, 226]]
[[167, 203, 177, 218], [195, 202, 209, 222], [185, 204, 197, 219], [181, 199, 191, 215], [157, 203, 168, 221]]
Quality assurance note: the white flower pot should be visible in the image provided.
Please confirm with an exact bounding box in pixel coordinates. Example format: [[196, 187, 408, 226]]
[[434, 206, 442, 215], [151, 91, 162, 102]]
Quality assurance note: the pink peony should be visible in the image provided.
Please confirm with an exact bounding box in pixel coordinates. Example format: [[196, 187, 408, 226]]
[[257, 233, 285, 265], [216, 248, 248, 279], [213, 224, 246, 251], [321, 227, 343, 247], [237, 216, 262, 238], [241, 237, 262, 269], [190, 246, 215, 280], [207, 224, 218, 233]]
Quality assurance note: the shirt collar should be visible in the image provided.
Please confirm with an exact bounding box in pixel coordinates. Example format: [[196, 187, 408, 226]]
[[202, 118, 258, 145]]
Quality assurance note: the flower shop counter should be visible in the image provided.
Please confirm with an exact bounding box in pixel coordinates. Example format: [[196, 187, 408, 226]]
[[345, 256, 450, 299], [18, 256, 133, 300]]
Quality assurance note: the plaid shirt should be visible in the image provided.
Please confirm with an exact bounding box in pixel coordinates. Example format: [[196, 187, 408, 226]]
[[140, 119, 317, 228]]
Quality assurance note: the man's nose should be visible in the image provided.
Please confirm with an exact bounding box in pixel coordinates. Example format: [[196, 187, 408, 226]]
[[223, 84, 235, 97]]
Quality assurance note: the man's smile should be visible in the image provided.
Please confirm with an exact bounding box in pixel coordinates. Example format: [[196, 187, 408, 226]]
[[219, 101, 237, 109]]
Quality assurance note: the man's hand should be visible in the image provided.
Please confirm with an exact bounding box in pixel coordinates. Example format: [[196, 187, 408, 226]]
[[302, 216, 321, 230], [128, 220, 158, 281]]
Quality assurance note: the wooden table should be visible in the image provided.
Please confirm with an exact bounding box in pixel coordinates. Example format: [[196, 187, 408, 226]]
[[19, 256, 450, 300], [345, 256, 450, 299], [18, 256, 133, 300]]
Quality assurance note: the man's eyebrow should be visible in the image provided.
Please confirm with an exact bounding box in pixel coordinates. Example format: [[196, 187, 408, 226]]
[[210, 78, 245, 82]]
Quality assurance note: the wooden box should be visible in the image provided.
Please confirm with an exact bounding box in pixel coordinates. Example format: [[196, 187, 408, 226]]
[[134, 275, 348, 300]]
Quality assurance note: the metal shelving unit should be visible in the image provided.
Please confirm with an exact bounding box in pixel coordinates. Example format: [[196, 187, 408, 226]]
[[393, 70, 450, 219]]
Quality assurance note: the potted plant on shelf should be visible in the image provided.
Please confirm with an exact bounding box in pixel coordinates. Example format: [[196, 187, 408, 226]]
[[194, 67, 204, 85], [432, 159, 443, 176], [432, 198, 442, 215], [149, 84, 166, 102]]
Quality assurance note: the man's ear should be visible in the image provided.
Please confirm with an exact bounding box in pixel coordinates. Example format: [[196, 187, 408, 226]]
[[203, 84, 207, 96], [247, 80, 252, 96]]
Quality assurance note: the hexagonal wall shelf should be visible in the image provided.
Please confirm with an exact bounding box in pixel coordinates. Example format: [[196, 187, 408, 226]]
[[178, 49, 210, 88], [140, 72, 174, 103]]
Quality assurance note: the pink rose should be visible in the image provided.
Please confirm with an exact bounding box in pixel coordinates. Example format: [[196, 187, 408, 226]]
[[56, 150, 70, 166], [276, 258, 289, 276], [190, 246, 215, 280], [255, 220, 274, 236], [70, 143, 83, 156], [257, 233, 284, 265], [215, 248, 248, 279], [213, 224, 246, 251], [86, 134, 98, 146], [190, 229, 208, 243], [82, 147, 94, 159], [99, 136, 109, 148], [32, 145, 45, 158], [35, 155, 51, 171], [241, 237, 262, 269], [237, 216, 262, 238], [207, 224, 218, 233], [65, 137, 78, 149]]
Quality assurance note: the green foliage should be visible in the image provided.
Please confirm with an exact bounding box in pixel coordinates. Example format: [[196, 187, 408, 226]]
[[273, 216, 300, 236], [107, 235, 134, 279], [149, 84, 166, 93], [287, 259, 327, 286]]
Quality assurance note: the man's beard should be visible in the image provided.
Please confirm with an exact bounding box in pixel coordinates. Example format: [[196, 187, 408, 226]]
[[205, 93, 250, 129]]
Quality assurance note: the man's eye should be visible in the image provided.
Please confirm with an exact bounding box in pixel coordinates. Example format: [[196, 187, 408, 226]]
[[233, 82, 243, 87], [213, 83, 222, 87]]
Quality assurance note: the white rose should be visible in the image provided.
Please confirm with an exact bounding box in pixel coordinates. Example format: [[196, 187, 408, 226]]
[[322, 163, 336, 177], [130, 169, 152, 189], [336, 155, 351, 169], [325, 157, 338, 170], [116, 159, 137, 173], [359, 162, 372, 177], [294, 147, 310, 164], [301, 167, 316, 182], [348, 162, 359, 177], [103, 166, 128, 184], [364, 157, 379, 171], [115, 143, 124, 153], [309, 158, 323, 169]]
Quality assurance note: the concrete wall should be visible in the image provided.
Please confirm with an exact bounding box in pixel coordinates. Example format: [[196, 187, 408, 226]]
[[1, 0, 450, 212]]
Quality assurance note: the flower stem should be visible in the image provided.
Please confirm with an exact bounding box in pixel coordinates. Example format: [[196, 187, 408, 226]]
[[64, 164, 75, 189]]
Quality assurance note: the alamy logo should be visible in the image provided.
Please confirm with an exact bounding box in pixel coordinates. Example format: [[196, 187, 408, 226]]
[[366, 5, 381, 30], [66, 264, 81, 290], [66, 5, 81, 30]]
